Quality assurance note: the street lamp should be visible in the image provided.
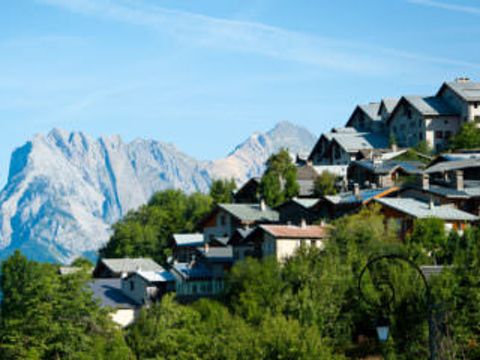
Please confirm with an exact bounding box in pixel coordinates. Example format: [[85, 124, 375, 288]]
[[357, 254, 437, 360]]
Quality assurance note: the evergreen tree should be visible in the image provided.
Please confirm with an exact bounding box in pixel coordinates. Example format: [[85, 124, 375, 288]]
[[450, 122, 480, 150], [209, 178, 236, 204], [314, 171, 337, 197]]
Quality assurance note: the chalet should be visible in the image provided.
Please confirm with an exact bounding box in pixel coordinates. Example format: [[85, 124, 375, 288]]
[[276, 197, 322, 225], [374, 197, 479, 239], [93, 258, 163, 278], [228, 228, 255, 261], [234, 177, 261, 203], [399, 171, 480, 216], [347, 159, 424, 188], [247, 224, 329, 262], [307, 127, 358, 165], [171, 233, 204, 262], [436, 78, 480, 122], [121, 268, 175, 306], [88, 278, 140, 328], [170, 261, 226, 302], [200, 202, 279, 244], [425, 158, 480, 181], [346, 102, 383, 132], [320, 185, 400, 219], [387, 96, 460, 152]]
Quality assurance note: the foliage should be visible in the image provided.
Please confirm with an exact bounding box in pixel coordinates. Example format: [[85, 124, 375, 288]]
[[406, 218, 449, 264], [0, 250, 132, 360], [70, 257, 94, 269], [313, 171, 337, 197], [100, 189, 213, 264], [209, 178, 236, 204], [450, 121, 480, 150], [260, 148, 299, 207]]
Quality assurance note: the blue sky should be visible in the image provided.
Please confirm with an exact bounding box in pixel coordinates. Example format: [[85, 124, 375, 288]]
[[1, 0, 480, 186]]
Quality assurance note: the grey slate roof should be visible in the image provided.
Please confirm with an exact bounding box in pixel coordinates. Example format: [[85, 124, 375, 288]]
[[359, 102, 381, 121], [219, 203, 279, 223], [298, 180, 315, 197], [380, 98, 400, 114], [88, 279, 139, 309], [173, 233, 204, 247], [425, 158, 480, 174], [100, 258, 163, 274], [198, 246, 234, 263], [333, 132, 389, 153], [417, 181, 480, 199], [172, 262, 216, 280], [444, 80, 480, 102], [135, 269, 176, 283], [404, 96, 458, 116], [374, 198, 479, 221], [353, 160, 425, 175]]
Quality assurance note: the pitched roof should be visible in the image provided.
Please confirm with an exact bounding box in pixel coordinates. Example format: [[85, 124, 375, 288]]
[[219, 203, 279, 223], [442, 80, 480, 102], [359, 102, 381, 121], [324, 187, 395, 205], [172, 262, 216, 280], [292, 197, 321, 208], [260, 224, 329, 239], [100, 258, 163, 274], [380, 98, 400, 114], [404, 96, 458, 116], [374, 198, 479, 221], [136, 269, 175, 283], [173, 233, 204, 247], [198, 246, 234, 262], [332, 132, 389, 153], [352, 160, 425, 175], [413, 181, 480, 199], [425, 158, 480, 174], [88, 279, 139, 309]]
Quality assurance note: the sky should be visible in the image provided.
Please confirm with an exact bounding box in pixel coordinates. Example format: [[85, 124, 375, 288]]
[[1, 0, 480, 186]]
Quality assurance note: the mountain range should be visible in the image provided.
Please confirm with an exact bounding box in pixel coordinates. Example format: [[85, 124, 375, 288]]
[[0, 122, 316, 263]]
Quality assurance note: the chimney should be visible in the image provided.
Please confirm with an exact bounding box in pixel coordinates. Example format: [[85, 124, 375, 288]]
[[429, 198, 435, 210], [353, 183, 361, 199], [421, 173, 430, 191], [204, 242, 209, 253], [319, 219, 326, 227], [300, 218, 307, 229], [260, 199, 267, 211], [454, 170, 464, 191], [455, 77, 470, 83], [391, 143, 398, 152]]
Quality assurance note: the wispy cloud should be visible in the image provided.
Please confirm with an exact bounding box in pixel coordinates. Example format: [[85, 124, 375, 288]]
[[38, 0, 480, 74], [408, 0, 480, 15]]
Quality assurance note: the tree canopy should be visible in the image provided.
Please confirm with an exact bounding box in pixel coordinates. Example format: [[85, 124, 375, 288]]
[[209, 178, 236, 204], [449, 122, 480, 150]]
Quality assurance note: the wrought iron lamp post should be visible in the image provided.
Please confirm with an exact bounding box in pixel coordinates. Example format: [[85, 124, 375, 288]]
[[357, 254, 437, 360]]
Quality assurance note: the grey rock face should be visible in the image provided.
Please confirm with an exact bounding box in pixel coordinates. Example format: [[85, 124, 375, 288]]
[[0, 122, 315, 263]]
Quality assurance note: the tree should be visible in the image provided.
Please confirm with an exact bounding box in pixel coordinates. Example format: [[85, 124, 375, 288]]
[[260, 149, 299, 207], [314, 171, 337, 197], [450, 122, 480, 150], [209, 178, 236, 204], [406, 218, 448, 264], [100, 189, 213, 264], [0, 250, 132, 359]]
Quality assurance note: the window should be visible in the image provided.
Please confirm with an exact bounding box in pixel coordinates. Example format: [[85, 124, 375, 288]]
[[474, 102, 478, 109], [419, 133, 423, 141], [435, 131, 443, 139], [130, 281, 134, 291], [407, 109, 412, 119], [335, 147, 341, 160], [418, 119, 422, 128], [219, 215, 226, 226], [444, 119, 449, 125], [445, 131, 452, 140]]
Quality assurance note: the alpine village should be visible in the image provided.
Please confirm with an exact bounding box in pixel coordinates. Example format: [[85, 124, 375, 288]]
[[5, 77, 480, 360]]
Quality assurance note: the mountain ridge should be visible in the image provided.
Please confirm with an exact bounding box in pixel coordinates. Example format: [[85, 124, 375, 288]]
[[0, 121, 316, 263]]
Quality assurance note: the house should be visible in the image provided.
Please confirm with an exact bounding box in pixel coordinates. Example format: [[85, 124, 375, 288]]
[[171, 233, 204, 262], [374, 197, 479, 239], [170, 261, 226, 303], [93, 258, 163, 278], [121, 268, 176, 306], [276, 197, 322, 225], [347, 159, 425, 188], [399, 171, 480, 216], [346, 102, 384, 132], [88, 278, 140, 328], [320, 185, 400, 219], [436, 78, 480, 122], [200, 202, 279, 244], [387, 96, 460, 152], [248, 224, 329, 262], [228, 228, 256, 261], [307, 127, 358, 165], [425, 158, 480, 181], [234, 177, 261, 203]]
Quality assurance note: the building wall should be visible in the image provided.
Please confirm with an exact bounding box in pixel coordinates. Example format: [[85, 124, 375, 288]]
[[122, 274, 150, 305], [439, 87, 469, 120], [203, 210, 236, 243], [175, 279, 224, 298], [329, 142, 355, 165], [468, 102, 480, 122], [425, 116, 461, 152]]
